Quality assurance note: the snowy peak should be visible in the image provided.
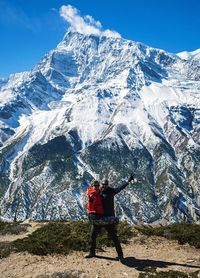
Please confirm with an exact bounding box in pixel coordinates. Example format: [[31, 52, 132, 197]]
[[177, 48, 200, 60], [37, 31, 179, 94]]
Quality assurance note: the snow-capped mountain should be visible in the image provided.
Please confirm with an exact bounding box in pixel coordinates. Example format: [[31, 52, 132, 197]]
[[0, 31, 200, 223]]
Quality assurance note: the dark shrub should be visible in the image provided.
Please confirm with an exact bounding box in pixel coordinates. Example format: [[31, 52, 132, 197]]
[[0, 242, 13, 259], [139, 270, 199, 277], [136, 223, 200, 248], [13, 221, 134, 256], [0, 221, 29, 235]]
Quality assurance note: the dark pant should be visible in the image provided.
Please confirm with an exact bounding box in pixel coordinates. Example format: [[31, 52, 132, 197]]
[[88, 215, 123, 257]]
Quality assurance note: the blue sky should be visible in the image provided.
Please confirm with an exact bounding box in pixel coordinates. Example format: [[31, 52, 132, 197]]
[[0, 0, 200, 77]]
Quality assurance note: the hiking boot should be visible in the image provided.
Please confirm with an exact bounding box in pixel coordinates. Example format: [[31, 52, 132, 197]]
[[84, 252, 96, 258]]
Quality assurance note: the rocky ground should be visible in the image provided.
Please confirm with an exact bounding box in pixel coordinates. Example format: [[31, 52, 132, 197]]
[[0, 222, 200, 278]]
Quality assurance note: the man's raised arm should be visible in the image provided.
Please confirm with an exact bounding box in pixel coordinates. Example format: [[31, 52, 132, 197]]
[[113, 175, 135, 195]]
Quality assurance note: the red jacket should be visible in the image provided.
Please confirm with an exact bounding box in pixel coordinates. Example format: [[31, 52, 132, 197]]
[[87, 186, 104, 214]]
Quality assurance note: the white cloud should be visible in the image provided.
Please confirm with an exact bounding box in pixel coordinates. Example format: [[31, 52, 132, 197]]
[[103, 29, 122, 39], [84, 15, 102, 29], [59, 5, 121, 38]]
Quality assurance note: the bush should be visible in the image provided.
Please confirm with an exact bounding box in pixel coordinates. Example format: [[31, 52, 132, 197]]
[[0, 221, 29, 235], [136, 223, 200, 248], [36, 270, 86, 278], [0, 242, 14, 259], [139, 270, 200, 278], [13, 221, 134, 256]]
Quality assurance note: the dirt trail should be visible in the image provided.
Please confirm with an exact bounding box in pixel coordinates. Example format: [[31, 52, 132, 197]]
[[0, 222, 200, 278]]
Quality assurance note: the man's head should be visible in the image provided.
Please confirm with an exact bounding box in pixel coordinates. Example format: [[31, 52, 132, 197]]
[[101, 179, 109, 190], [92, 180, 100, 187]]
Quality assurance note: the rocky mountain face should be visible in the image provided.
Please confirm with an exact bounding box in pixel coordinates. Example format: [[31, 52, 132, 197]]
[[0, 31, 200, 223]]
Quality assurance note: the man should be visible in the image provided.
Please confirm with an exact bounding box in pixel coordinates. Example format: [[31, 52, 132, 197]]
[[85, 175, 134, 262]]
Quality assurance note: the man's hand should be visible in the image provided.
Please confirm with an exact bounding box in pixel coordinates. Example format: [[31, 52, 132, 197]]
[[132, 178, 137, 183], [89, 195, 94, 202]]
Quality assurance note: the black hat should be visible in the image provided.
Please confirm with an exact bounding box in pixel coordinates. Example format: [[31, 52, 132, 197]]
[[92, 180, 100, 186]]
